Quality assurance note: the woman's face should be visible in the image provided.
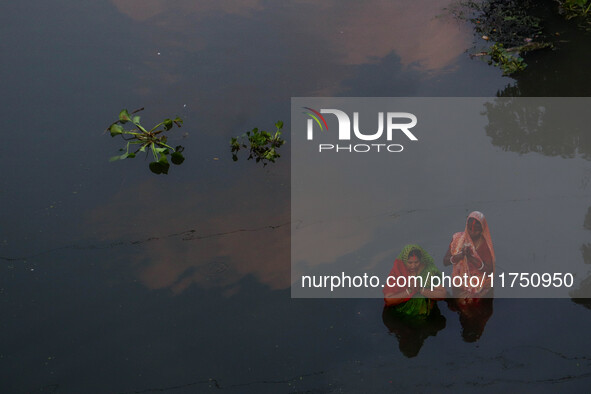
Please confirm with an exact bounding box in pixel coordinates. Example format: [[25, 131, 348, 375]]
[[406, 254, 424, 275], [467, 218, 483, 241]]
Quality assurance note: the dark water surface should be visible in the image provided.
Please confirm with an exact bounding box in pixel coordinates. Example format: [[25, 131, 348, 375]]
[[2, 1, 591, 392]]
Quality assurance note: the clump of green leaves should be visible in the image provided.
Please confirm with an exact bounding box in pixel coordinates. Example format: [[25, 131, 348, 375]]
[[230, 121, 285, 166], [448, 0, 543, 47], [560, 0, 591, 17], [448, 1, 555, 75], [559, 0, 591, 28], [487, 43, 527, 75], [107, 108, 185, 175]]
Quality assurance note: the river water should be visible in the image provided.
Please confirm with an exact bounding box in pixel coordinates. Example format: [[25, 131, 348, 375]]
[[1, 0, 591, 392]]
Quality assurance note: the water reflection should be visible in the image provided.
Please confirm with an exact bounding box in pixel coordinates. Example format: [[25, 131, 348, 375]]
[[87, 174, 289, 294], [571, 206, 591, 307], [495, 18, 591, 97], [584, 206, 591, 230], [382, 304, 446, 358], [447, 298, 494, 342], [111, 0, 265, 22], [483, 97, 591, 160], [109, 0, 472, 107], [482, 97, 591, 301], [111, 0, 469, 71], [480, 96, 591, 303]]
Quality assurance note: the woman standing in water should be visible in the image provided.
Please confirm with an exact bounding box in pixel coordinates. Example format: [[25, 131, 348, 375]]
[[444, 211, 495, 297], [382, 245, 447, 356], [383, 244, 446, 316]]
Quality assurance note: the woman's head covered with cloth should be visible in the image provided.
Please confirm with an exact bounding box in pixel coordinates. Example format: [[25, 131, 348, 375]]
[[451, 211, 495, 264]]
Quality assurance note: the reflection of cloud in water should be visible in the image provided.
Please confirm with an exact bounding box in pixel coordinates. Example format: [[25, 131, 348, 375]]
[[111, 0, 264, 21], [110, 0, 470, 84], [87, 177, 289, 294], [291, 158, 404, 278], [340, 52, 421, 96], [109, 0, 471, 144], [293, 218, 372, 271], [314, 0, 470, 71]]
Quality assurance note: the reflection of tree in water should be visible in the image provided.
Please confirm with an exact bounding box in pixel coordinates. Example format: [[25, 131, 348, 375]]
[[584, 206, 591, 231], [495, 35, 591, 97], [382, 304, 446, 358], [481, 3, 591, 157], [487, 0, 591, 97], [571, 206, 591, 307], [482, 97, 591, 160], [447, 298, 494, 342]]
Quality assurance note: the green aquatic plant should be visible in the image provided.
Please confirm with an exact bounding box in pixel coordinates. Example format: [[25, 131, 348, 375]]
[[230, 121, 285, 166], [487, 43, 527, 75], [448, 0, 543, 47], [448, 1, 553, 75], [560, 0, 591, 17], [559, 0, 591, 29], [107, 108, 185, 175]]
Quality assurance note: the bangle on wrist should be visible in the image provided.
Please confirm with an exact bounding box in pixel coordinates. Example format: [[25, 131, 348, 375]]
[[450, 255, 456, 265]]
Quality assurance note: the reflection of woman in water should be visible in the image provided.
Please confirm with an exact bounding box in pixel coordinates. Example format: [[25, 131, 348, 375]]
[[383, 245, 446, 317], [382, 305, 446, 357], [382, 245, 447, 357], [443, 211, 495, 297], [447, 297, 493, 342]]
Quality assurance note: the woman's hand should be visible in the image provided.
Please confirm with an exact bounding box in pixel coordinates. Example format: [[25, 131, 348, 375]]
[[466, 252, 484, 270], [420, 285, 447, 300], [450, 251, 464, 264]]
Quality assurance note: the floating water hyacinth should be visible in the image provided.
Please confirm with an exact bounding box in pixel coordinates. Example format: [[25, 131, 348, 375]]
[[106, 108, 185, 175], [230, 121, 285, 166]]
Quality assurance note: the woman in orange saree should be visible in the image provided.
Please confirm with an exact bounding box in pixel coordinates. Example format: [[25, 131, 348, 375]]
[[443, 211, 495, 297]]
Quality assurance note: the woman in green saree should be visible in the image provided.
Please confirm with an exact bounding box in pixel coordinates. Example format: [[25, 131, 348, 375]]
[[383, 244, 446, 317]]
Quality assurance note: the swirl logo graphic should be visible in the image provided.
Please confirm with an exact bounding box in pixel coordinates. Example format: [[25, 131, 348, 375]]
[[303, 107, 328, 139]]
